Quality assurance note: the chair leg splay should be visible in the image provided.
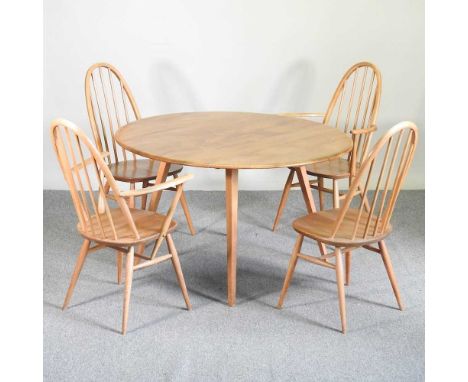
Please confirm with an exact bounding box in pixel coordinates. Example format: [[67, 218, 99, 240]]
[[277, 239, 405, 334], [62, 240, 91, 311], [166, 234, 192, 310], [119, 238, 192, 334], [277, 237, 348, 333], [378, 241, 404, 310], [277, 234, 304, 309], [334, 249, 347, 334], [122, 247, 135, 335], [272, 169, 295, 231], [179, 191, 196, 236], [173, 173, 196, 236]]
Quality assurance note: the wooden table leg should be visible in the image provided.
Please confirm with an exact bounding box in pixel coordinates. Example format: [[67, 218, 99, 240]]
[[226, 169, 238, 307], [296, 166, 327, 256], [149, 161, 170, 211]]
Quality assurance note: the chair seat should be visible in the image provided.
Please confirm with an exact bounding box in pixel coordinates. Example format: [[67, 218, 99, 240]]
[[293, 208, 392, 247], [306, 158, 351, 179], [109, 160, 183, 183], [78, 208, 177, 245]]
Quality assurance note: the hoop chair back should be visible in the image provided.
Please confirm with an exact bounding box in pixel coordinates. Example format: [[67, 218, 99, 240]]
[[50, 118, 139, 243], [85, 62, 141, 165], [331, 121, 418, 242], [323, 62, 382, 168]]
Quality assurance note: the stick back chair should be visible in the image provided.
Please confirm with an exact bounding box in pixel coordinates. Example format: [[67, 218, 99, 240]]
[[277, 121, 418, 333], [85, 62, 195, 235], [51, 118, 193, 335], [272, 62, 382, 230]]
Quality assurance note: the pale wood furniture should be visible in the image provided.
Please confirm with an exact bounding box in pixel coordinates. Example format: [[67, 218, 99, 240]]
[[85, 62, 195, 234], [51, 118, 193, 335], [277, 121, 418, 333], [115, 111, 353, 306], [273, 62, 382, 230]]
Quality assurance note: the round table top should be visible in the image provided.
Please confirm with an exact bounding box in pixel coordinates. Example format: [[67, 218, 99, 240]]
[[115, 112, 353, 169]]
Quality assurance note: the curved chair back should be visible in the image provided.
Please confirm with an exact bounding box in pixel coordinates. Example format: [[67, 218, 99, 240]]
[[50, 118, 139, 242], [332, 121, 418, 241], [85, 62, 141, 165], [324, 62, 382, 133], [324, 62, 382, 168]]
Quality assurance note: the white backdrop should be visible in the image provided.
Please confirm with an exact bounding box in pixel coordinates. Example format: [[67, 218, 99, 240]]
[[44, 0, 424, 190]]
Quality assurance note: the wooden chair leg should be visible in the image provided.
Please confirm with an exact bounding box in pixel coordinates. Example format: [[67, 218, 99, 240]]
[[335, 248, 347, 334], [272, 169, 295, 231], [62, 239, 91, 310], [117, 251, 123, 284], [180, 190, 196, 235], [318, 177, 325, 210], [129, 183, 135, 208], [141, 180, 149, 209], [166, 234, 192, 310], [378, 241, 404, 310], [345, 251, 351, 286], [296, 166, 328, 257], [134, 243, 145, 266], [277, 234, 304, 308], [149, 161, 169, 212], [332, 180, 340, 209], [122, 247, 134, 335]]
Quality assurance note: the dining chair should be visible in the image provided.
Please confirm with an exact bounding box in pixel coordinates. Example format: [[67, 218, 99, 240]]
[[272, 62, 382, 231], [85, 62, 195, 235], [277, 121, 418, 333], [51, 118, 193, 335]]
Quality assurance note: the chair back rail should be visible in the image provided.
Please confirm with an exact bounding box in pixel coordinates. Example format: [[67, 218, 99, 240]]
[[332, 121, 418, 241], [85, 62, 141, 164]]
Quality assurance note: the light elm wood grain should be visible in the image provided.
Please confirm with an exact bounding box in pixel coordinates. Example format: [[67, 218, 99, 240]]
[[115, 112, 352, 169]]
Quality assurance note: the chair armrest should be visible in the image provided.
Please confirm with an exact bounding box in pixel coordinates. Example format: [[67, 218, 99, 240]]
[[120, 174, 194, 198], [279, 112, 325, 120], [350, 125, 377, 135]]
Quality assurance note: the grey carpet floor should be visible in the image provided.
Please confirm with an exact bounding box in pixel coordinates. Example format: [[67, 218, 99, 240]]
[[44, 190, 424, 382]]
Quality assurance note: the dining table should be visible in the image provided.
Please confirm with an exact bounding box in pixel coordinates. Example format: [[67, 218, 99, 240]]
[[115, 111, 352, 306]]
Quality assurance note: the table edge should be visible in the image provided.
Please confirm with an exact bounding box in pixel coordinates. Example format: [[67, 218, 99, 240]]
[[114, 113, 353, 169]]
